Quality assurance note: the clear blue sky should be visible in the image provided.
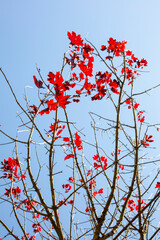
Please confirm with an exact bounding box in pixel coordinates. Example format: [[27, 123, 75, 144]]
[[1, 0, 160, 238]]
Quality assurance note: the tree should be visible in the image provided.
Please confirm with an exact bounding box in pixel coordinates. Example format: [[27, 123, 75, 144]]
[[0, 31, 160, 240]]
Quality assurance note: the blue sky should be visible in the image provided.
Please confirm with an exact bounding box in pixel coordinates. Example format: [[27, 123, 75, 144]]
[[1, 0, 160, 238]]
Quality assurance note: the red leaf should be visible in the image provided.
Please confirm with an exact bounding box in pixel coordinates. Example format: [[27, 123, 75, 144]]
[[33, 76, 44, 89], [92, 191, 97, 197], [39, 107, 50, 116], [64, 154, 74, 161], [98, 188, 103, 194]]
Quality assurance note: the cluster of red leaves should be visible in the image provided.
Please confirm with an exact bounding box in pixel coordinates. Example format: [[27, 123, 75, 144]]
[[32, 213, 39, 219], [123, 198, 146, 212], [58, 199, 73, 206], [135, 200, 147, 211], [126, 199, 136, 212], [125, 54, 147, 84], [126, 51, 148, 69], [21, 233, 35, 240], [4, 186, 21, 199], [64, 132, 82, 160], [91, 71, 120, 100], [125, 98, 139, 110], [0, 157, 25, 181], [100, 39, 147, 87], [38, 71, 73, 115], [17, 199, 38, 211], [32, 32, 148, 119], [92, 154, 107, 170], [88, 180, 104, 197], [141, 135, 154, 148], [89, 179, 96, 189], [32, 223, 41, 233], [121, 67, 138, 85], [47, 120, 65, 140], [79, 170, 103, 198], [67, 31, 94, 77], [125, 100, 145, 123], [67, 31, 83, 49], [101, 38, 127, 57], [111, 149, 121, 157], [66, 32, 99, 99], [74, 132, 82, 150], [137, 111, 145, 123], [63, 137, 70, 142], [92, 188, 104, 197]]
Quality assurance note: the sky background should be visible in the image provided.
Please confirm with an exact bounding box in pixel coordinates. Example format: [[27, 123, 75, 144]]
[[1, 0, 160, 238]]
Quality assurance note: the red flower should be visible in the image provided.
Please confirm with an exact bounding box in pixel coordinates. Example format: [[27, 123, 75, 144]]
[[105, 56, 113, 60]]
